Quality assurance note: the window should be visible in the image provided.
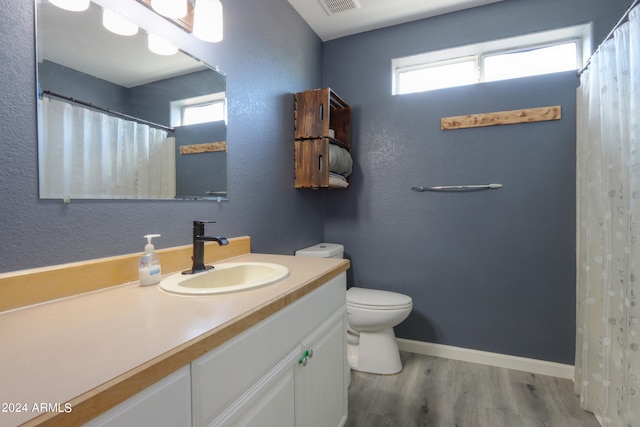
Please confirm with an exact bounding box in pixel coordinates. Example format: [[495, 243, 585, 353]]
[[483, 42, 578, 82], [392, 24, 590, 95], [170, 92, 226, 127], [182, 100, 225, 125], [397, 58, 477, 94]]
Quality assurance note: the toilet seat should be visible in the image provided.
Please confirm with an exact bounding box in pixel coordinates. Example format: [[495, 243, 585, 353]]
[[347, 287, 413, 310]]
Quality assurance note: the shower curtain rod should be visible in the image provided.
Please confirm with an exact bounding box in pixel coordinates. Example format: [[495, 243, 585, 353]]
[[42, 90, 175, 133], [578, 0, 639, 76]]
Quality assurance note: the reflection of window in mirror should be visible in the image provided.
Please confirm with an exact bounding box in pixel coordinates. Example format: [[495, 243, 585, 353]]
[[170, 92, 226, 126], [182, 100, 225, 125]]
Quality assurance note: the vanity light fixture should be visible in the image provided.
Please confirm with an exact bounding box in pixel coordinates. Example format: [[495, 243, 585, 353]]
[[102, 9, 139, 36], [151, 0, 187, 19], [148, 33, 178, 55], [193, 0, 223, 42], [49, 0, 89, 12]]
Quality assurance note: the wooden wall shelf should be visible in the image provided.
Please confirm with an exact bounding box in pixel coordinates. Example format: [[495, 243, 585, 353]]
[[179, 141, 227, 155], [441, 106, 561, 130], [294, 88, 352, 189]]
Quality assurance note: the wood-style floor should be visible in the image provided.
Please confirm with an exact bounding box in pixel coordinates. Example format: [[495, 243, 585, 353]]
[[345, 352, 600, 427]]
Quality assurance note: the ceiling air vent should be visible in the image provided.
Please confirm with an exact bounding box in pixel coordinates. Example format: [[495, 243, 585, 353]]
[[318, 0, 361, 16]]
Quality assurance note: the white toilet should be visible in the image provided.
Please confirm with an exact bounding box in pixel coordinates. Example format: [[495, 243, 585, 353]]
[[295, 243, 413, 375]]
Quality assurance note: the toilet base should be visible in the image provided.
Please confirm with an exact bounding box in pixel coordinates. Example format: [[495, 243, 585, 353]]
[[347, 327, 403, 375]]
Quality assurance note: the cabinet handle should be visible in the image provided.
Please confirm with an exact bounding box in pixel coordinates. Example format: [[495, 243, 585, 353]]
[[298, 349, 314, 366]]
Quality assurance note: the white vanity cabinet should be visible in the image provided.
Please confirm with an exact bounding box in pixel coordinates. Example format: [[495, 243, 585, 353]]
[[83, 365, 192, 427], [192, 272, 348, 427]]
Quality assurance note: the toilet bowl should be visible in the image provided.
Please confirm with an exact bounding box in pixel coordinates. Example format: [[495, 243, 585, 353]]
[[295, 243, 413, 375], [346, 287, 412, 374]]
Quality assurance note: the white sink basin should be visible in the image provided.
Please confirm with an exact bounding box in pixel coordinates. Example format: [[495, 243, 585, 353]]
[[159, 262, 290, 295]]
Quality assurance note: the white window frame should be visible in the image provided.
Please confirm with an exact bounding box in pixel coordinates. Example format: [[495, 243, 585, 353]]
[[392, 24, 591, 95]]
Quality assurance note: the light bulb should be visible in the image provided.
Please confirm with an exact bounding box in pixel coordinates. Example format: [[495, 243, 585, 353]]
[[151, 0, 188, 19], [148, 34, 178, 56], [193, 0, 223, 43], [102, 10, 139, 36], [49, 0, 90, 12]]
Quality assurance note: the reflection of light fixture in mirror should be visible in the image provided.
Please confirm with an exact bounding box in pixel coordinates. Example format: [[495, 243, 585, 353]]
[[148, 34, 178, 56], [193, 0, 223, 42], [102, 10, 139, 36], [49, 0, 90, 12], [151, 0, 187, 19]]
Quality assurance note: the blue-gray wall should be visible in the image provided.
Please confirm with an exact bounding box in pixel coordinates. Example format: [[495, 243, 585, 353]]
[[322, 0, 630, 364], [0, 0, 324, 272], [39, 60, 130, 112]]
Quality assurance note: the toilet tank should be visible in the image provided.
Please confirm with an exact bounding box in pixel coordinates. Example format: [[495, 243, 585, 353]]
[[295, 243, 344, 259]]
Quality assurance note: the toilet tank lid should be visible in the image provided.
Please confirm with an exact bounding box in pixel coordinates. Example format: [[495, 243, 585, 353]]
[[295, 243, 343, 258]]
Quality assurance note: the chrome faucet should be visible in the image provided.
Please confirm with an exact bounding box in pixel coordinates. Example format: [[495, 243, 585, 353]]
[[183, 220, 229, 275]]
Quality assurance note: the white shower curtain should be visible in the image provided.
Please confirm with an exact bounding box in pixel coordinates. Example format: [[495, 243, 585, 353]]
[[575, 5, 640, 426], [39, 97, 176, 199]]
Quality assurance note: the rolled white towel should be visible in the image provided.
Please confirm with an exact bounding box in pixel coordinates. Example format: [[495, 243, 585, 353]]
[[329, 172, 349, 188], [329, 144, 352, 177]]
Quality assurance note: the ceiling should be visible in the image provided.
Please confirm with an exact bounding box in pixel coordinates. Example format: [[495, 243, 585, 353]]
[[287, 0, 505, 41]]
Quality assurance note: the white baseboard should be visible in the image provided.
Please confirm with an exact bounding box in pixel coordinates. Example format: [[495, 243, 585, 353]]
[[397, 338, 575, 380]]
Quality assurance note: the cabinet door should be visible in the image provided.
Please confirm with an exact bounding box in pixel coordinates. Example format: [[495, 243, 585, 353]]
[[296, 307, 348, 427], [83, 366, 191, 427], [208, 348, 298, 427]]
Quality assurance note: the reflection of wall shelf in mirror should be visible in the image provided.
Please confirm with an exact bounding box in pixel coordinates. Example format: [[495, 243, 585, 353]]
[[136, 0, 195, 32], [294, 88, 352, 189]]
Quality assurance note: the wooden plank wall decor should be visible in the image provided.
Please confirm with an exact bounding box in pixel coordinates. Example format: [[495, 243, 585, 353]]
[[179, 141, 227, 155], [441, 106, 561, 130]]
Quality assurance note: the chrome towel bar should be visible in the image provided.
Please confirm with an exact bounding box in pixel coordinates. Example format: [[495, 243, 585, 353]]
[[411, 183, 503, 192]]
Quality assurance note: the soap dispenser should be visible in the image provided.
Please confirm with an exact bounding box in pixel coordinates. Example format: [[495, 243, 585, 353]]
[[139, 234, 161, 286]]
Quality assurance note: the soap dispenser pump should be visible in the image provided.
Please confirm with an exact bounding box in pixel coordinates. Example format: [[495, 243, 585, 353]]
[[139, 234, 161, 286]]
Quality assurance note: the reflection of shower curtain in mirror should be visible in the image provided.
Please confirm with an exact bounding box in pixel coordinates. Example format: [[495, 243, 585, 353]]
[[39, 97, 176, 199]]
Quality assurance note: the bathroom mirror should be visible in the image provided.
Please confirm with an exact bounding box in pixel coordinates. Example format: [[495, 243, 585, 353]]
[[36, 0, 228, 200]]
